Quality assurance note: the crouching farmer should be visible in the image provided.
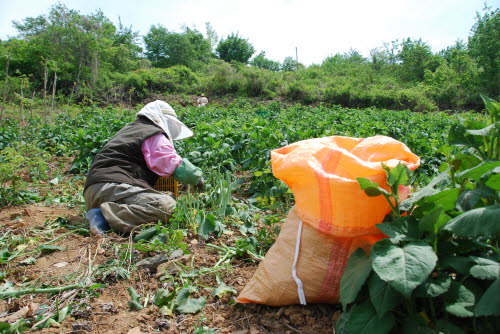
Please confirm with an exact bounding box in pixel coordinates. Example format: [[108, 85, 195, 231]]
[[84, 100, 204, 235]]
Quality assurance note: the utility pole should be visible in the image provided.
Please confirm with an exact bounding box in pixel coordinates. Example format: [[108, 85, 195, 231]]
[[295, 47, 298, 71]]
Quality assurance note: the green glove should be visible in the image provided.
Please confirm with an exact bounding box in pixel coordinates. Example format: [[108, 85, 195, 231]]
[[173, 158, 203, 186]]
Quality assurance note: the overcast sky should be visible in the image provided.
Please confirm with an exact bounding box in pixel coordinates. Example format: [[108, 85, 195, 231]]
[[0, 0, 497, 65]]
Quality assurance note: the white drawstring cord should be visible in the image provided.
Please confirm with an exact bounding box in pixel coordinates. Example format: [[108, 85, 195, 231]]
[[292, 219, 307, 305]]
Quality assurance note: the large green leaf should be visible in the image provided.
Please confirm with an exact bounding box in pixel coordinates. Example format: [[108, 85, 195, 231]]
[[457, 161, 500, 181], [356, 177, 389, 197], [445, 282, 476, 318], [197, 213, 216, 240], [400, 170, 449, 211], [376, 217, 419, 243], [457, 189, 483, 211], [443, 205, 500, 238], [484, 167, 500, 190], [470, 257, 500, 280], [340, 248, 372, 310], [448, 123, 483, 150], [133, 226, 158, 242], [450, 153, 482, 172], [382, 162, 411, 187], [423, 188, 459, 212], [175, 287, 206, 314], [153, 288, 175, 307], [371, 240, 437, 297], [480, 94, 499, 118], [441, 256, 474, 275], [415, 273, 452, 298], [176, 295, 206, 314], [367, 273, 402, 317], [466, 123, 498, 136], [475, 278, 500, 316], [418, 207, 450, 237], [345, 300, 395, 334], [335, 307, 351, 334], [211, 282, 237, 298]]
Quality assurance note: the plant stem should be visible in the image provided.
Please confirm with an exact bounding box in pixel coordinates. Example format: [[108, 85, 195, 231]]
[[428, 298, 437, 323], [0, 284, 82, 299]]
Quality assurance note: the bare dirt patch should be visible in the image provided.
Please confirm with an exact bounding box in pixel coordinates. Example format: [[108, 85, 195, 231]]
[[1, 204, 337, 333]]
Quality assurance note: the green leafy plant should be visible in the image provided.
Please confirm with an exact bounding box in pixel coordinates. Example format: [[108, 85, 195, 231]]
[[338, 95, 500, 334], [131, 222, 188, 254], [152, 285, 207, 315]]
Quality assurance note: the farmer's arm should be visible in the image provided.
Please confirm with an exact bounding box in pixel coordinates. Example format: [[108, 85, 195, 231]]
[[142, 134, 203, 185]]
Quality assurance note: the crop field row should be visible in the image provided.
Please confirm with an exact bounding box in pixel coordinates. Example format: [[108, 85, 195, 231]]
[[0, 100, 498, 334]]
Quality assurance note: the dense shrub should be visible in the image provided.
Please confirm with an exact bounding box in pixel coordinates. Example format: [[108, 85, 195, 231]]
[[198, 59, 243, 95], [115, 66, 199, 99]]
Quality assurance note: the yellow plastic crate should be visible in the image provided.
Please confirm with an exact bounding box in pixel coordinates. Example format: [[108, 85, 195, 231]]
[[153, 177, 178, 198]]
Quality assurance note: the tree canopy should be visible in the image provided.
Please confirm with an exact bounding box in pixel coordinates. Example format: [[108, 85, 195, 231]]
[[0, 4, 498, 111], [216, 33, 255, 64]]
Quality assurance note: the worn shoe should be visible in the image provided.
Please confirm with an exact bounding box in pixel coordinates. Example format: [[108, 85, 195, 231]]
[[86, 208, 111, 234]]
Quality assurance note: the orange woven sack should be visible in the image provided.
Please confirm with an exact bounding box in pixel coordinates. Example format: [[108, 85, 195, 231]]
[[237, 135, 420, 306], [237, 208, 385, 305], [271, 135, 420, 237]]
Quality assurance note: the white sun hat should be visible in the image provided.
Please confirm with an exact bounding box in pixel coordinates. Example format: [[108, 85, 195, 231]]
[[136, 100, 193, 141]]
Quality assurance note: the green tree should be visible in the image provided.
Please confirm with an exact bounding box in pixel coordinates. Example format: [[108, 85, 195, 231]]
[[250, 51, 280, 71], [144, 25, 211, 69], [205, 22, 218, 52], [281, 56, 298, 71], [344, 48, 366, 63], [468, 7, 499, 96], [216, 33, 255, 64], [370, 47, 390, 71], [11, 4, 120, 98], [398, 38, 434, 81], [439, 40, 478, 86]]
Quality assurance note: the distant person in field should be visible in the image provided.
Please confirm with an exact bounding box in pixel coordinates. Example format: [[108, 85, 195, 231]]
[[84, 100, 204, 235], [197, 93, 208, 107]]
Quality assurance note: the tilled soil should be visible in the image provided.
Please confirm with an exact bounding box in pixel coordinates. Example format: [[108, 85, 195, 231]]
[[0, 205, 338, 333]]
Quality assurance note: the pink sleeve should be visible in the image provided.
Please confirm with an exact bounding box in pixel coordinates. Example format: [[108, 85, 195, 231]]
[[142, 133, 183, 177]]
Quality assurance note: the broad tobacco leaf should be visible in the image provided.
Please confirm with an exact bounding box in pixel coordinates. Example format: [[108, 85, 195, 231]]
[[466, 123, 498, 136], [382, 162, 411, 187], [445, 282, 477, 318], [441, 256, 474, 275], [371, 239, 437, 297], [340, 248, 372, 310], [175, 287, 206, 314], [400, 170, 449, 211], [211, 282, 237, 298], [197, 213, 217, 240], [475, 278, 500, 316], [423, 188, 460, 212], [345, 300, 395, 334], [356, 177, 388, 197], [457, 161, 500, 182], [418, 207, 450, 238], [376, 217, 420, 243], [484, 167, 500, 191], [469, 256, 500, 280], [153, 288, 175, 307], [415, 273, 452, 298], [481, 94, 500, 118], [368, 273, 402, 317], [444, 205, 500, 238]]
